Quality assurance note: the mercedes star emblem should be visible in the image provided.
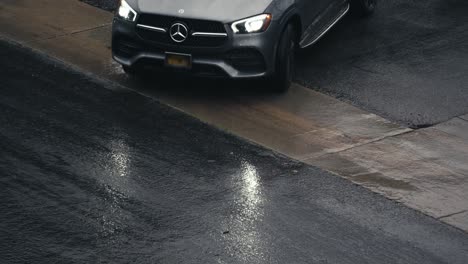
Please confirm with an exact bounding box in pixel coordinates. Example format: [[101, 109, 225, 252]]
[[170, 23, 188, 43]]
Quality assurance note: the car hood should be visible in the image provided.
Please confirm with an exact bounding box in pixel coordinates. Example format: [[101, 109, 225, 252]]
[[128, 0, 273, 23]]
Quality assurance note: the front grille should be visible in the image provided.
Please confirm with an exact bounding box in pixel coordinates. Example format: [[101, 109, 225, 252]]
[[136, 14, 227, 47], [138, 14, 226, 33], [136, 30, 227, 47], [225, 49, 266, 73]]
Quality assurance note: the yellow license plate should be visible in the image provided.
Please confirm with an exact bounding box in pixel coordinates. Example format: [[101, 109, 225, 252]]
[[165, 53, 192, 69]]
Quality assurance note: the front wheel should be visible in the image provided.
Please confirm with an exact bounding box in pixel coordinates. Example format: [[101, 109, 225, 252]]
[[351, 0, 377, 17], [268, 23, 296, 93]]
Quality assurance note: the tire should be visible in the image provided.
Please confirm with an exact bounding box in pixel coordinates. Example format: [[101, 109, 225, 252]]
[[269, 23, 296, 93], [351, 0, 377, 17]]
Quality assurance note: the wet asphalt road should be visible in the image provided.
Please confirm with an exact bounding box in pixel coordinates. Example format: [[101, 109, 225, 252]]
[[296, 0, 468, 127], [1, 41, 468, 263], [82, 0, 468, 128]]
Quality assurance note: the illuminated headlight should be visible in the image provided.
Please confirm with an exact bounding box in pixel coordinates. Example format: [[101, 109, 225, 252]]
[[117, 0, 137, 22], [231, 14, 272, 34]]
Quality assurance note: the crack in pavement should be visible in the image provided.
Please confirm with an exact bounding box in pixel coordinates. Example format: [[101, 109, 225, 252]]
[[29, 23, 112, 43], [304, 128, 413, 161], [438, 210, 468, 220]]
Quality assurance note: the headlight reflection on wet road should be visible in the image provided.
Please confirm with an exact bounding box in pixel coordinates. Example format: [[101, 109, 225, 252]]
[[95, 134, 134, 240], [219, 160, 271, 262], [108, 138, 131, 178], [239, 160, 263, 219]]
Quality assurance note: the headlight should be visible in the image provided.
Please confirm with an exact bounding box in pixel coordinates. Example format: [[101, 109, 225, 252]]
[[117, 0, 137, 22], [231, 14, 272, 34]]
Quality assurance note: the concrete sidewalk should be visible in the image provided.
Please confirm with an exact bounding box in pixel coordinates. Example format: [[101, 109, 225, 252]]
[[1, 0, 467, 231]]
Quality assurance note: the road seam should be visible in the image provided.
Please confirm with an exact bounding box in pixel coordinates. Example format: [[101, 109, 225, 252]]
[[437, 210, 468, 220], [303, 128, 413, 160], [28, 23, 112, 44]]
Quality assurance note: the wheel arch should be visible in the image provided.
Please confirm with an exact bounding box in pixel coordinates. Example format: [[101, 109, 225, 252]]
[[277, 7, 302, 43]]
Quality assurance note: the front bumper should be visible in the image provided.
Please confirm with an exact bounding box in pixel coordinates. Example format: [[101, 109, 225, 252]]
[[112, 17, 280, 78]]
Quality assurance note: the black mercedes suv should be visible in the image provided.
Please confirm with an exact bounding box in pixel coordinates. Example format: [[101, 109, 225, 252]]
[[112, 0, 376, 92]]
